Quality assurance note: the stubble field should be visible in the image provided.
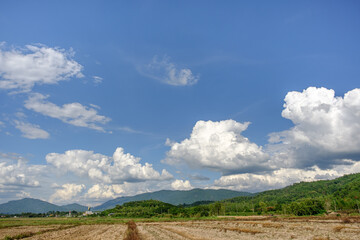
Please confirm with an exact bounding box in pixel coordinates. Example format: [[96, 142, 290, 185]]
[[1, 216, 359, 240]]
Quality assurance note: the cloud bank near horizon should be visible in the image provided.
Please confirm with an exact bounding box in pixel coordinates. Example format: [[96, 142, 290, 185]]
[[1, 87, 360, 204]]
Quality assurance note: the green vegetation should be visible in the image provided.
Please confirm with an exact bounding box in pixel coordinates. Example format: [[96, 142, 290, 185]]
[[2, 173, 359, 220], [101, 199, 224, 218], [221, 173, 360, 216], [94, 188, 251, 211], [102, 173, 360, 217]]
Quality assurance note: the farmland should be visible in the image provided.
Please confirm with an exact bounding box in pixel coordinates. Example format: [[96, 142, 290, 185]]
[[1, 216, 360, 240]]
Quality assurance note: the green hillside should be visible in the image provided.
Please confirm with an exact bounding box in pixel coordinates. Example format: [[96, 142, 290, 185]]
[[94, 188, 251, 211], [221, 173, 360, 215], [101, 199, 216, 218]]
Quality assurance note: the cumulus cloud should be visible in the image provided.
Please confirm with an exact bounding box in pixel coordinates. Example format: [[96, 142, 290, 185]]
[[49, 183, 85, 203], [171, 180, 193, 190], [24, 93, 110, 131], [139, 55, 199, 86], [268, 87, 360, 169], [0, 44, 83, 92], [46, 147, 173, 184], [14, 120, 50, 139], [85, 184, 124, 200], [163, 87, 360, 193], [163, 120, 269, 174], [0, 153, 42, 188]]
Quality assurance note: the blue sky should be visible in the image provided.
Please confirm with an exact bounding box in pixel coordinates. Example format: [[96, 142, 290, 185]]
[[0, 0, 360, 205]]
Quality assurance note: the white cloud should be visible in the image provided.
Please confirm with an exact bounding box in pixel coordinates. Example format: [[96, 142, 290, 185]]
[[85, 184, 124, 200], [0, 44, 83, 92], [92, 76, 103, 84], [14, 120, 50, 139], [24, 93, 110, 132], [49, 183, 85, 203], [0, 121, 4, 131], [163, 120, 269, 174], [214, 161, 360, 192], [46, 147, 173, 184], [268, 87, 360, 169], [171, 180, 193, 190], [139, 55, 199, 86], [0, 154, 42, 188], [85, 181, 179, 203], [16, 191, 31, 198]]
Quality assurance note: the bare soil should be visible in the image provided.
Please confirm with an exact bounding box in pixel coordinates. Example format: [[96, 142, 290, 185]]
[[137, 217, 360, 240], [0, 217, 359, 240]]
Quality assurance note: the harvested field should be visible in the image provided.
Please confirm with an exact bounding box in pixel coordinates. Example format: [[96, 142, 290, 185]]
[[0, 225, 64, 239], [137, 218, 360, 240], [0, 216, 359, 239]]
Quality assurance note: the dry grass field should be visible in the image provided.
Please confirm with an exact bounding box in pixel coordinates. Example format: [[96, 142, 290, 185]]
[[1, 216, 359, 240]]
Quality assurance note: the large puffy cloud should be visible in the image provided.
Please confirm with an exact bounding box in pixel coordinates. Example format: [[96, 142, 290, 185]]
[[14, 120, 50, 139], [0, 44, 83, 92], [163, 120, 269, 174], [24, 93, 110, 131], [0, 153, 42, 188], [49, 183, 85, 203], [268, 87, 360, 169], [163, 87, 360, 193], [139, 55, 199, 86], [46, 147, 173, 184]]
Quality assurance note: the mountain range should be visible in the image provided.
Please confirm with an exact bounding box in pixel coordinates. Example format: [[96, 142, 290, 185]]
[[0, 198, 88, 214], [93, 188, 251, 211], [0, 189, 249, 214], [1, 172, 359, 214]]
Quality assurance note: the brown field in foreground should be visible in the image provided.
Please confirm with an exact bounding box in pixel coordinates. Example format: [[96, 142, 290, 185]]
[[1, 216, 360, 240]]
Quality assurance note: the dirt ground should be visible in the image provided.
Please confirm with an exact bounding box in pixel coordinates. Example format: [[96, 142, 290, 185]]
[[137, 217, 360, 240], [1, 217, 359, 239]]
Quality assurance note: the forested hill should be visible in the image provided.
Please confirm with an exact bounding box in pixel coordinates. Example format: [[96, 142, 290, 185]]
[[224, 172, 360, 209], [94, 188, 251, 211]]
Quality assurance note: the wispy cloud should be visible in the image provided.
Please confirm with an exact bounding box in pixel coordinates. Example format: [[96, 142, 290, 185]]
[[92, 76, 103, 85], [139, 55, 199, 86], [14, 120, 50, 139], [24, 93, 110, 132]]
